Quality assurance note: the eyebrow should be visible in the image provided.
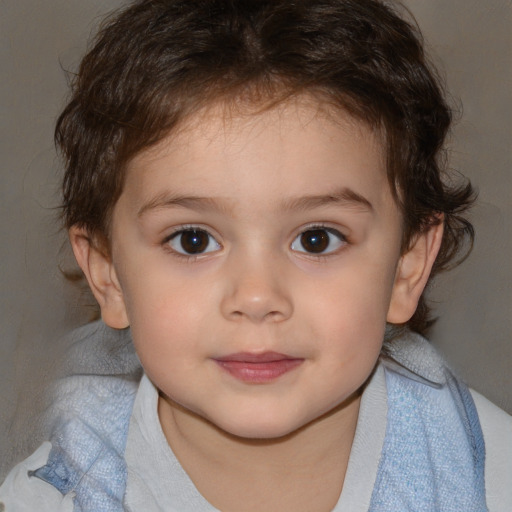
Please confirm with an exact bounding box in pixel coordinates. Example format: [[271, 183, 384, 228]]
[[137, 194, 232, 218], [137, 186, 373, 218], [281, 187, 374, 213]]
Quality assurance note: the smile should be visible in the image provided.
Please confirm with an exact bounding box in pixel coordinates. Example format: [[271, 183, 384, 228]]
[[213, 352, 304, 383]]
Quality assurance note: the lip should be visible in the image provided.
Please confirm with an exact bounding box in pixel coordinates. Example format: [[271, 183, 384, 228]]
[[213, 352, 304, 383]]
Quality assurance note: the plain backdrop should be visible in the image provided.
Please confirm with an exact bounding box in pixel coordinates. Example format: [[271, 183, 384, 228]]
[[0, 0, 511, 477]]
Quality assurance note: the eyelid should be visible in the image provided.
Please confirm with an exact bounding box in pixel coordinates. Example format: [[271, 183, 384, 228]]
[[162, 223, 219, 241]]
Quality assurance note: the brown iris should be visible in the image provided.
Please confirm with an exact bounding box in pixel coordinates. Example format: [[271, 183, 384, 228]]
[[300, 229, 329, 253], [178, 230, 209, 254]]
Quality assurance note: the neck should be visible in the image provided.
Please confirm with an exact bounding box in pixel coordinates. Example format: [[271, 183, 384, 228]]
[[158, 391, 361, 512]]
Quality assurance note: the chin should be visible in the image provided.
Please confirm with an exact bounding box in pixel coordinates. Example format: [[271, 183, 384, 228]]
[[209, 411, 309, 441]]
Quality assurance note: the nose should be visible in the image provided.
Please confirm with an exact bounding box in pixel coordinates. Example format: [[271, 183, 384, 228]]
[[220, 252, 293, 323]]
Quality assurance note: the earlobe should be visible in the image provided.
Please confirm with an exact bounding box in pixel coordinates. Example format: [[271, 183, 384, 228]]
[[69, 226, 129, 329], [387, 219, 444, 324]]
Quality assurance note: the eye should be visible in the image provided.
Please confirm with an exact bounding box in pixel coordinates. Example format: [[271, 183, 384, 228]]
[[291, 227, 346, 255], [166, 228, 221, 255]]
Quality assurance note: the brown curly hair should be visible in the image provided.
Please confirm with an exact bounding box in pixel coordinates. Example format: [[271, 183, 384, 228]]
[[57, 0, 475, 334]]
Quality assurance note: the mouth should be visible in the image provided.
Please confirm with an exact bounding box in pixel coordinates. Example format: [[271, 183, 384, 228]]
[[213, 352, 304, 383]]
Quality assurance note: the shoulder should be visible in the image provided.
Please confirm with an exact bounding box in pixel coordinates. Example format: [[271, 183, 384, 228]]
[[471, 390, 512, 512], [0, 443, 74, 512], [380, 329, 511, 510], [472, 389, 512, 446], [1, 322, 143, 511], [0, 375, 140, 512], [44, 321, 142, 454]]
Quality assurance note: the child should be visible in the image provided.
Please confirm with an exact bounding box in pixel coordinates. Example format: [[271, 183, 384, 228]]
[[1, 0, 511, 510]]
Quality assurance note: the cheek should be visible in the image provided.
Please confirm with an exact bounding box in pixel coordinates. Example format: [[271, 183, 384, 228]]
[[298, 256, 395, 370], [316, 293, 385, 372], [121, 251, 212, 320], [312, 290, 385, 405], [301, 261, 395, 332], [121, 272, 214, 366]]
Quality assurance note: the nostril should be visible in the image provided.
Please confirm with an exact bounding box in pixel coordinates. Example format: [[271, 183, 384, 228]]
[[220, 272, 293, 323]]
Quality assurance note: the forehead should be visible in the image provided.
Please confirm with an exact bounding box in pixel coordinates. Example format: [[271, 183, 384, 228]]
[[122, 96, 392, 217]]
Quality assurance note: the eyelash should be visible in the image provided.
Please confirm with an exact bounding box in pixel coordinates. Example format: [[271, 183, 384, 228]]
[[161, 224, 349, 260]]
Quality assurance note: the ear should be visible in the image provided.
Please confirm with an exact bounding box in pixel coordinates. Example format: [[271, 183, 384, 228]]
[[387, 219, 444, 324], [69, 226, 129, 329]]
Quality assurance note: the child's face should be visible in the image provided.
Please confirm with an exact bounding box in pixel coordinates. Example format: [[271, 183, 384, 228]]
[[105, 98, 408, 439]]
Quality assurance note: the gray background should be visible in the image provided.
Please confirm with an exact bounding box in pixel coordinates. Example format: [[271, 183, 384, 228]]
[[0, 0, 511, 477]]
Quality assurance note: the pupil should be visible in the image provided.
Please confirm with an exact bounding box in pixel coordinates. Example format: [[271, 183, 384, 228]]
[[301, 230, 329, 253], [181, 230, 208, 254]]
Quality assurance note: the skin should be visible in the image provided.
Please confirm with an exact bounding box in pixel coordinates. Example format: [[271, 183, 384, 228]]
[[71, 97, 443, 511]]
